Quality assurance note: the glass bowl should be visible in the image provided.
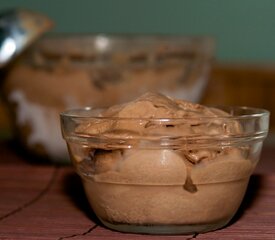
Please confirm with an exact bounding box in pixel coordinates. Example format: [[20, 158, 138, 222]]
[[2, 34, 214, 162], [60, 106, 269, 234]]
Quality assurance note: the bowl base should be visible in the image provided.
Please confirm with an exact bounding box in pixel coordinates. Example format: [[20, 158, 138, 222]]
[[100, 218, 230, 235]]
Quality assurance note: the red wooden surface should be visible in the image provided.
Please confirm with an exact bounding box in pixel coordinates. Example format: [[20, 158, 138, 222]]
[[0, 142, 275, 240]]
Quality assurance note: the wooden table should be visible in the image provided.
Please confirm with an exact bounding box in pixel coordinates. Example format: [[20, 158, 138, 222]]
[[0, 142, 275, 240]]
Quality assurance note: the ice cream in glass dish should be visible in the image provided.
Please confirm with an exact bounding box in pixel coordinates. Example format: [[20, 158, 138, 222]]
[[61, 92, 269, 234]]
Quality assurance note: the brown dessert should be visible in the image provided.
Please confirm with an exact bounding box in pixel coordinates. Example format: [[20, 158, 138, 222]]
[[69, 92, 258, 233]]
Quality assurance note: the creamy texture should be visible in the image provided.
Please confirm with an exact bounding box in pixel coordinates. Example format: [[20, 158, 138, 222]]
[[73, 92, 255, 228], [76, 91, 242, 137]]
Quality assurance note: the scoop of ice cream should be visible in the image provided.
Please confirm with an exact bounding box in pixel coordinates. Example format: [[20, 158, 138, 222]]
[[75, 92, 249, 185], [76, 92, 241, 138], [74, 92, 255, 230]]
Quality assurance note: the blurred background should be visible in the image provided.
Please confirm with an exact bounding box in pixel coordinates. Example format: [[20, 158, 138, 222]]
[[0, 0, 274, 161], [1, 0, 275, 61]]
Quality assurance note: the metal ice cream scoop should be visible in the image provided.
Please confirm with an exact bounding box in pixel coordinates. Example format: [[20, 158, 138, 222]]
[[0, 8, 53, 68]]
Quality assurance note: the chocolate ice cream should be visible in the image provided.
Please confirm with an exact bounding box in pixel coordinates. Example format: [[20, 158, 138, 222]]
[[67, 92, 260, 234]]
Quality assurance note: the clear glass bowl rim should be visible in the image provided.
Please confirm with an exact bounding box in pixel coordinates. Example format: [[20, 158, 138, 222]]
[[60, 106, 270, 149], [60, 106, 270, 121]]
